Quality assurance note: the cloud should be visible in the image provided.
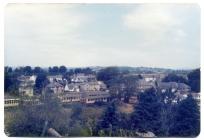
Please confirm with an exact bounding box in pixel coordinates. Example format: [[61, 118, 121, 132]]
[[123, 4, 199, 42], [124, 5, 175, 32], [5, 4, 91, 66], [5, 4, 89, 40], [120, 4, 200, 68]]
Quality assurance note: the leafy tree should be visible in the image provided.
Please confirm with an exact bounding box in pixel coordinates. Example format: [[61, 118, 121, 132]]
[[59, 66, 67, 74], [97, 67, 120, 87], [6, 94, 69, 137], [108, 75, 141, 101], [69, 104, 83, 128], [169, 95, 200, 137], [157, 89, 177, 136], [35, 73, 49, 94], [5, 66, 13, 73], [122, 76, 141, 103], [6, 106, 45, 136], [33, 67, 44, 74], [48, 67, 52, 74], [14, 67, 24, 75], [4, 72, 19, 95], [97, 67, 120, 81], [188, 69, 200, 93], [162, 73, 188, 84], [23, 66, 33, 75], [74, 68, 82, 74], [83, 67, 94, 75], [53, 66, 59, 74], [48, 66, 59, 75], [67, 69, 74, 76]]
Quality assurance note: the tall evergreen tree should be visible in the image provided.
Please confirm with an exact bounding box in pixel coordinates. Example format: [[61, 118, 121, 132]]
[[157, 89, 177, 136], [97, 101, 119, 136], [188, 69, 200, 93], [35, 73, 49, 94], [131, 88, 162, 136], [169, 95, 200, 137]]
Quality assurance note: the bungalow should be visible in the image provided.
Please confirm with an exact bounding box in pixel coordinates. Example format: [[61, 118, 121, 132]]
[[59, 92, 81, 103], [58, 91, 110, 104], [81, 91, 110, 104]]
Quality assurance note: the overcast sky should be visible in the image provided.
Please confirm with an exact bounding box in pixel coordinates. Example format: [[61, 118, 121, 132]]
[[5, 4, 200, 69]]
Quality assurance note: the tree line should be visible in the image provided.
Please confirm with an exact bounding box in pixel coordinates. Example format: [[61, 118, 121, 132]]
[[5, 66, 95, 76]]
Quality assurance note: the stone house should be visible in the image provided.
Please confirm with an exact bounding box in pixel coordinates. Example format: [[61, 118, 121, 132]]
[[157, 82, 191, 94], [45, 82, 64, 94], [136, 79, 155, 93], [157, 82, 191, 103], [18, 75, 36, 96], [64, 83, 80, 92]]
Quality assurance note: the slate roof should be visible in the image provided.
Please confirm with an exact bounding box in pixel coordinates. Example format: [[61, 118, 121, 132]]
[[46, 82, 64, 88]]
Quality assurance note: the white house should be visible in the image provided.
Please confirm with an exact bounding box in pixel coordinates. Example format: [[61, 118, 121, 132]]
[[47, 75, 63, 83]]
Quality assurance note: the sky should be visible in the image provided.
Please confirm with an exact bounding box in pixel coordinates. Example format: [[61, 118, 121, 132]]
[[5, 4, 200, 69]]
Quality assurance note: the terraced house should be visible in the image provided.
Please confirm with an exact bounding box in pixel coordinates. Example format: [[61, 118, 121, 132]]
[[45, 73, 110, 104]]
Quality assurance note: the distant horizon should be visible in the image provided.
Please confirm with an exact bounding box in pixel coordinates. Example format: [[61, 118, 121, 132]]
[[4, 65, 199, 71]]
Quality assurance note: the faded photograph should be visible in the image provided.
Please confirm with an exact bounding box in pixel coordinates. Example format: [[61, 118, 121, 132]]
[[4, 4, 200, 137]]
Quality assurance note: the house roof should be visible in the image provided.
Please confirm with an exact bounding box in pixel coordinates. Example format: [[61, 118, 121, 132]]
[[158, 82, 178, 89], [157, 82, 190, 90], [4, 94, 19, 100], [82, 91, 110, 99], [177, 83, 191, 90], [46, 82, 64, 88], [18, 75, 36, 81], [137, 79, 155, 86]]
